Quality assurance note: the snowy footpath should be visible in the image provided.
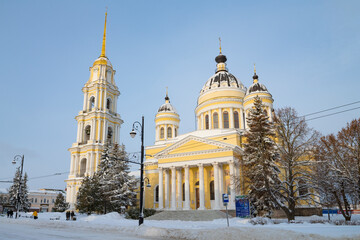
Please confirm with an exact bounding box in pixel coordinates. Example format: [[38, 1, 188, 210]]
[[1, 212, 360, 240]]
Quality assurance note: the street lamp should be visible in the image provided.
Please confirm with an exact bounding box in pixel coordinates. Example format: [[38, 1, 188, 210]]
[[129, 116, 145, 226], [12, 155, 24, 219]]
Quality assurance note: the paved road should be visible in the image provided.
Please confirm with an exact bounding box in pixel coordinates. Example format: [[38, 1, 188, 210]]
[[0, 219, 157, 240]]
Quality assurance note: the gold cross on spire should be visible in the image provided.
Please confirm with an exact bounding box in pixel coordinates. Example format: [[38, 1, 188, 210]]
[[219, 37, 222, 54], [254, 63, 256, 74]]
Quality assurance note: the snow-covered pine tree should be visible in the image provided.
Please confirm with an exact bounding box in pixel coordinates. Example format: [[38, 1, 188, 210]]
[[53, 193, 69, 212], [273, 107, 320, 221], [76, 175, 102, 214], [97, 143, 137, 213], [19, 173, 30, 212], [243, 95, 281, 217], [8, 169, 30, 212], [107, 144, 137, 211]]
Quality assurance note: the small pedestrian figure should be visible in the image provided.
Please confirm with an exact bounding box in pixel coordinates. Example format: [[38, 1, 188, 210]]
[[6, 210, 10, 218], [10, 210, 13, 218], [70, 211, 76, 221], [66, 211, 70, 221], [33, 210, 38, 220]]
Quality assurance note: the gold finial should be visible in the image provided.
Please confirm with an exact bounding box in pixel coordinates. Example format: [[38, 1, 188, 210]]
[[254, 63, 256, 74], [165, 87, 170, 102], [219, 37, 222, 54], [100, 10, 107, 57]]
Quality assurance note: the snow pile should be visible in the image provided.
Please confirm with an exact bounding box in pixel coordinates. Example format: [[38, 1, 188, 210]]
[[1, 212, 360, 240]]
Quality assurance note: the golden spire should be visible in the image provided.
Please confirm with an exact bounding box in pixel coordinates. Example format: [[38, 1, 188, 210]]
[[219, 37, 222, 54], [254, 63, 256, 74], [100, 11, 107, 57]]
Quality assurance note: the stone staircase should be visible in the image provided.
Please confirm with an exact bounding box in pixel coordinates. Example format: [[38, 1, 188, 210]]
[[145, 210, 230, 221]]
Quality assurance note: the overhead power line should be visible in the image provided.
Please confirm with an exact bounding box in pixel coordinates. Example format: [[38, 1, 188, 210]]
[[300, 100, 360, 118], [305, 106, 360, 122]]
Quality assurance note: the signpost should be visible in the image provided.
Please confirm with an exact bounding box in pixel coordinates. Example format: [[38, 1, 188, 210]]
[[235, 195, 250, 218], [222, 193, 229, 227]]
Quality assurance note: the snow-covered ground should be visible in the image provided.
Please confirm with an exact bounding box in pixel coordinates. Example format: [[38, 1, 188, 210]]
[[0, 212, 360, 240]]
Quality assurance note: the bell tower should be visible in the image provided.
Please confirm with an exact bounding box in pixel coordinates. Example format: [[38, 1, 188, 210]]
[[65, 12, 123, 208]]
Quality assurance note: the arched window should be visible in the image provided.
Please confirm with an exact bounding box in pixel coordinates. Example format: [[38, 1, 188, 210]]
[[213, 112, 219, 129], [107, 127, 113, 143], [175, 128, 177, 137], [298, 180, 308, 197], [223, 111, 229, 128], [154, 185, 159, 203], [234, 111, 239, 128], [160, 127, 164, 139], [210, 180, 215, 200], [182, 183, 185, 201], [84, 125, 91, 142], [106, 99, 111, 110], [79, 158, 87, 177], [89, 96, 95, 111], [167, 127, 172, 138], [205, 115, 209, 129]]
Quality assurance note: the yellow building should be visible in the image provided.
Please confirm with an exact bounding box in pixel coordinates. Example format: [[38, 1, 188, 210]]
[[65, 13, 123, 209], [144, 50, 274, 210]]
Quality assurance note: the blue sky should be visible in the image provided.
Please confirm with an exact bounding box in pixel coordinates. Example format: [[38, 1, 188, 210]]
[[0, 0, 359, 191]]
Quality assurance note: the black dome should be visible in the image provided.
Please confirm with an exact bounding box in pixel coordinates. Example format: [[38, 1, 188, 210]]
[[246, 82, 268, 95], [215, 54, 227, 63]]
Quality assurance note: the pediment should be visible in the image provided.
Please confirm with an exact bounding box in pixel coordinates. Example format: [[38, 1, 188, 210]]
[[154, 135, 241, 158]]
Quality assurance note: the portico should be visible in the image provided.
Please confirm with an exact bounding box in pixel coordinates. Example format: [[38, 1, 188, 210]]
[[145, 133, 243, 211]]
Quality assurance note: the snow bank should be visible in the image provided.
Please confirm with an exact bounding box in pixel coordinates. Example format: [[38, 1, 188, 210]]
[[1, 212, 360, 240]]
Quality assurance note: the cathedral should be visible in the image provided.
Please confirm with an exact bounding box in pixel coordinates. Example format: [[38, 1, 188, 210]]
[[143, 49, 273, 210], [65, 13, 274, 211], [65, 13, 123, 208]]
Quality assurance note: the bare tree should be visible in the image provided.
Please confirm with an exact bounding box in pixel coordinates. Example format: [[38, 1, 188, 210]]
[[273, 107, 320, 221], [314, 119, 360, 221]]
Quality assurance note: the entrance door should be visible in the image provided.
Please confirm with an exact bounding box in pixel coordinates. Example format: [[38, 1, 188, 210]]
[[195, 188, 200, 209]]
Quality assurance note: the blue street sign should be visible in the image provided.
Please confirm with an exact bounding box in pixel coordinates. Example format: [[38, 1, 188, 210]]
[[235, 195, 250, 218], [222, 193, 229, 203]]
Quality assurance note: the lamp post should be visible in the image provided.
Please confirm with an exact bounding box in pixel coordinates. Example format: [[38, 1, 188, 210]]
[[12, 155, 24, 219], [130, 116, 145, 226]]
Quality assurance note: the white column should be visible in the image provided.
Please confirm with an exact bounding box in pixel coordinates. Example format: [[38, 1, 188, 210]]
[[96, 119, 101, 142], [219, 163, 224, 200], [172, 127, 175, 139], [91, 119, 95, 140], [89, 152, 94, 175], [94, 89, 99, 110], [208, 111, 212, 129], [236, 161, 241, 195], [76, 122, 81, 142], [158, 168, 164, 209], [79, 122, 84, 143], [103, 90, 107, 110], [165, 124, 168, 140], [83, 92, 88, 111], [230, 108, 234, 128], [177, 168, 182, 209], [165, 169, 170, 209], [219, 108, 223, 129], [74, 154, 80, 177], [114, 96, 118, 113], [70, 155, 75, 176], [200, 114, 204, 130], [184, 165, 190, 210], [171, 167, 176, 210], [229, 161, 236, 209], [213, 162, 220, 209], [103, 121, 107, 143], [86, 152, 91, 176], [198, 163, 205, 210]]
